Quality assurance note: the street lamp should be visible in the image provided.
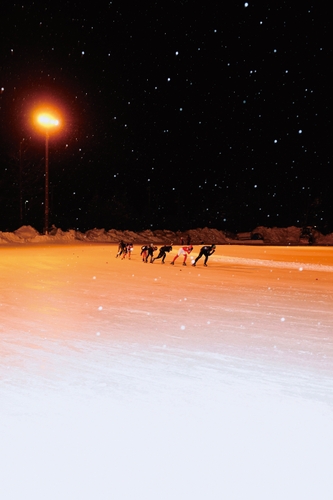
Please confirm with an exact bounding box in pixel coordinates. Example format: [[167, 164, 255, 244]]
[[36, 113, 60, 234]]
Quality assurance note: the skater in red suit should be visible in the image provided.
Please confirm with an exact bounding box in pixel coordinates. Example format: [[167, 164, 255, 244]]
[[170, 245, 193, 266]]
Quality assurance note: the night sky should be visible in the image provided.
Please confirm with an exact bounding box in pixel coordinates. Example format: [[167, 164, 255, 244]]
[[1, 2, 332, 234]]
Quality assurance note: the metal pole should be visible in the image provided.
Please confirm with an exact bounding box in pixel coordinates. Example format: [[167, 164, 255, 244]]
[[19, 140, 23, 223], [45, 131, 49, 234]]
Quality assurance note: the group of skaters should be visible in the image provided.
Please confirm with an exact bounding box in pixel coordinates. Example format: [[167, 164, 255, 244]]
[[116, 240, 216, 266], [116, 241, 133, 259]]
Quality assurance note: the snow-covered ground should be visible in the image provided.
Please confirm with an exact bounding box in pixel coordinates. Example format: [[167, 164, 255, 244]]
[[1, 243, 333, 499]]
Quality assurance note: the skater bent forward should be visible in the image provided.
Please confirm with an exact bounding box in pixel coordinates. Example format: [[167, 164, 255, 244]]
[[152, 245, 172, 264], [121, 243, 133, 259], [192, 244, 216, 267], [141, 244, 157, 263], [116, 240, 126, 258], [170, 245, 193, 266]]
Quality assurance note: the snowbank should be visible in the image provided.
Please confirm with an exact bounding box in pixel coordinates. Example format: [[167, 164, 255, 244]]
[[252, 226, 333, 246], [0, 224, 332, 246]]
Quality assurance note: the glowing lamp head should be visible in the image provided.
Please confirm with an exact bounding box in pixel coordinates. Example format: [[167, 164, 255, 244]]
[[37, 113, 60, 129]]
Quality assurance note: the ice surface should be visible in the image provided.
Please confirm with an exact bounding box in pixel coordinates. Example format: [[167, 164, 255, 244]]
[[1, 243, 333, 499]]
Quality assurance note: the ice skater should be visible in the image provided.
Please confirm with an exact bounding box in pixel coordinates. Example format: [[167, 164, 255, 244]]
[[140, 245, 149, 262], [192, 244, 216, 267], [141, 244, 157, 263], [170, 245, 193, 266], [121, 243, 133, 259], [152, 245, 172, 264], [147, 244, 157, 263], [116, 240, 126, 258]]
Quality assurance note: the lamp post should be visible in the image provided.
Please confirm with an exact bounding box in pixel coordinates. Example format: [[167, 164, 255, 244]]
[[37, 113, 59, 234]]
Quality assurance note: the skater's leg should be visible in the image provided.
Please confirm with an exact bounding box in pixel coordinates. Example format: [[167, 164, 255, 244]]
[[193, 251, 202, 266]]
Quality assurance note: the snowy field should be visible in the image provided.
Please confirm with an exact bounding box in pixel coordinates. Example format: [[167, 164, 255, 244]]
[[1, 243, 333, 499]]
